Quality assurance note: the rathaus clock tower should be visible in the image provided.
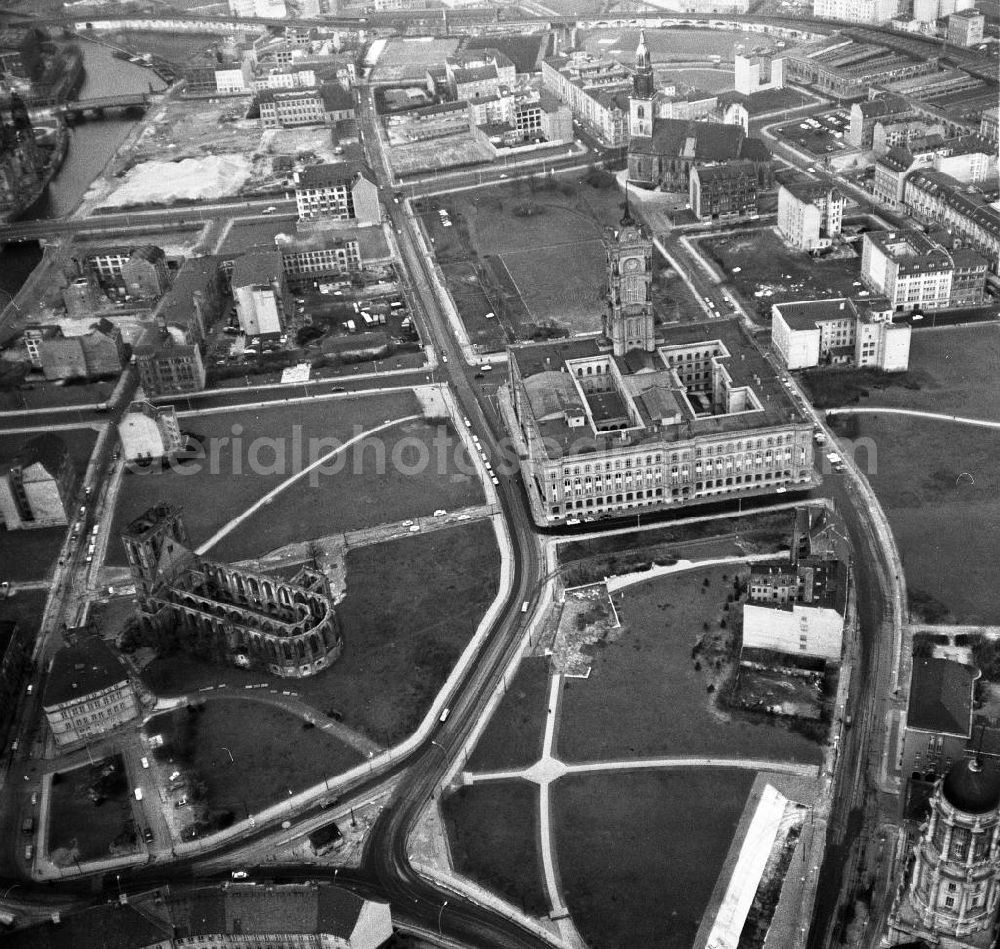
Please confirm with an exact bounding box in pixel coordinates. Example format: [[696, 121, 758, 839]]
[[603, 204, 655, 356]]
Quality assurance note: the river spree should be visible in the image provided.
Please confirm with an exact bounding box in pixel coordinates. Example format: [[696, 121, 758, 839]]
[[29, 38, 168, 219]]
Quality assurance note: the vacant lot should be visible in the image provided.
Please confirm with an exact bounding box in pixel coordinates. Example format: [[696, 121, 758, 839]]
[[108, 393, 482, 565], [143, 521, 500, 743], [557, 566, 823, 764], [552, 768, 756, 948], [48, 756, 136, 865], [824, 325, 1000, 420], [442, 780, 548, 916], [146, 700, 361, 815], [831, 412, 1000, 624], [700, 229, 863, 322], [467, 657, 550, 772]]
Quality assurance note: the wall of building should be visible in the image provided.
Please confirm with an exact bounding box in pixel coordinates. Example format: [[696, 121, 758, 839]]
[[742, 602, 844, 660]]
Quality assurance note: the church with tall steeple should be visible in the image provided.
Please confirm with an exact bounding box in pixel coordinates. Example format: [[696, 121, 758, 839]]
[[629, 30, 654, 139]]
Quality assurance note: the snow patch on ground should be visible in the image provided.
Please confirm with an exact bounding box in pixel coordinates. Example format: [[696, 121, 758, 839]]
[[101, 155, 252, 207]]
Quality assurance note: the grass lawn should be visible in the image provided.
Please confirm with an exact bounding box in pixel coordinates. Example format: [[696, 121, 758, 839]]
[[441, 780, 548, 916], [556, 565, 823, 764], [107, 393, 482, 565], [0, 427, 98, 581], [48, 756, 136, 864], [467, 656, 550, 772], [142, 521, 500, 744], [145, 700, 362, 814], [700, 229, 863, 323], [558, 509, 793, 579], [831, 412, 1000, 624], [552, 768, 756, 949], [813, 325, 1000, 420]]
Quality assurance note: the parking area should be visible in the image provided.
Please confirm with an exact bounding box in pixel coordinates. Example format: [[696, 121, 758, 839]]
[[772, 110, 851, 159]]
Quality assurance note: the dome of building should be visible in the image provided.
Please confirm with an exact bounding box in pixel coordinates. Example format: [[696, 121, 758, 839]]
[[942, 758, 1000, 815]]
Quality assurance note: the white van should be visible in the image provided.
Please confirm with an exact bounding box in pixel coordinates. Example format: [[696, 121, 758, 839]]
[[134, 788, 143, 801]]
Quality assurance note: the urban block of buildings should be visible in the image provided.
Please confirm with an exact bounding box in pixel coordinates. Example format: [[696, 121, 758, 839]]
[[688, 160, 763, 224], [0, 433, 78, 531], [861, 229, 956, 312], [742, 554, 847, 662], [0, 620, 30, 755], [231, 248, 288, 337], [2, 882, 393, 949], [257, 83, 355, 129], [771, 296, 912, 371], [42, 635, 139, 748], [24, 318, 125, 382], [501, 215, 816, 526], [777, 179, 845, 252], [123, 504, 343, 678], [541, 48, 631, 147], [294, 162, 381, 225]]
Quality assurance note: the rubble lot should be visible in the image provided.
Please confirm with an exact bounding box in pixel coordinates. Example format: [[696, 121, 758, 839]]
[[134, 96, 262, 163]]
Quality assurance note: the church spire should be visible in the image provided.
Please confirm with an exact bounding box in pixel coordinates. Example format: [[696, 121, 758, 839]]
[[632, 30, 654, 100], [635, 29, 651, 70]]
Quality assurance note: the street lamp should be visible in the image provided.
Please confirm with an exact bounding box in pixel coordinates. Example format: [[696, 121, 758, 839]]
[[437, 900, 448, 936], [222, 747, 234, 764]]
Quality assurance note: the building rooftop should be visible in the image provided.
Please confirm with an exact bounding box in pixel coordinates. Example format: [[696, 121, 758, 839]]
[[230, 248, 284, 289], [155, 256, 221, 333], [630, 118, 747, 161], [511, 320, 807, 459], [296, 161, 373, 190], [43, 636, 131, 709], [855, 94, 910, 119], [694, 159, 760, 184], [774, 298, 858, 331], [453, 63, 497, 85], [907, 658, 977, 737], [864, 229, 952, 272]]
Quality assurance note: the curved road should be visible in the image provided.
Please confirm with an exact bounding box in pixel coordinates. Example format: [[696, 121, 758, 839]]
[[826, 405, 1000, 430]]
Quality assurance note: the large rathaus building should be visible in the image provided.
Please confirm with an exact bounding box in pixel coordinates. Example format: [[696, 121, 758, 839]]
[[501, 212, 817, 526], [122, 503, 343, 678], [884, 757, 1000, 947]]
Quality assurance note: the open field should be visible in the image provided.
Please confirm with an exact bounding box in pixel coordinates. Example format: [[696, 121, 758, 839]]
[[142, 521, 500, 743], [421, 176, 704, 344], [659, 66, 735, 92], [442, 780, 549, 916], [557, 565, 823, 763], [146, 700, 362, 815], [581, 27, 771, 64], [700, 229, 863, 322], [48, 756, 136, 864], [0, 427, 97, 581], [107, 393, 482, 565], [552, 768, 756, 948], [830, 412, 1000, 624], [815, 325, 1000, 420], [467, 657, 550, 772]]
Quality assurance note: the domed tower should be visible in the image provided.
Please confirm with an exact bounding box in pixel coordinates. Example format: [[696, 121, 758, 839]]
[[629, 30, 654, 139], [887, 757, 1000, 946]]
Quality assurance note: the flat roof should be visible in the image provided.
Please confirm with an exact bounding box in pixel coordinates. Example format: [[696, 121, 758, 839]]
[[511, 320, 808, 458], [43, 637, 131, 709]]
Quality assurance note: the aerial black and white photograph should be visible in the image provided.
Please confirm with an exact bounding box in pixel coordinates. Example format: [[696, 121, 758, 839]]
[[0, 0, 997, 945]]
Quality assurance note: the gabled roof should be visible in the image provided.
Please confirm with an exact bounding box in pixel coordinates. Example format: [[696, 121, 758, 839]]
[[296, 161, 374, 190], [631, 118, 746, 161], [907, 658, 977, 736]]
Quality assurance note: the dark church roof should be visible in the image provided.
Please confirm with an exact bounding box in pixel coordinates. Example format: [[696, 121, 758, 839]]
[[907, 659, 977, 737], [630, 118, 746, 160], [942, 758, 1000, 815]]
